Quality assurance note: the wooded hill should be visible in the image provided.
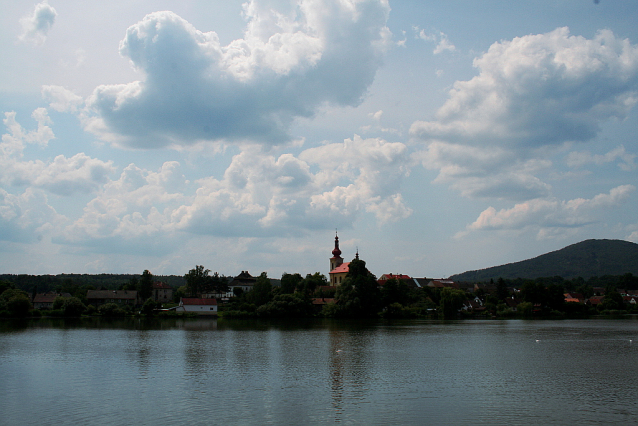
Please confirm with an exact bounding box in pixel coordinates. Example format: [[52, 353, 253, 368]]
[[0, 273, 186, 293], [449, 239, 638, 282]]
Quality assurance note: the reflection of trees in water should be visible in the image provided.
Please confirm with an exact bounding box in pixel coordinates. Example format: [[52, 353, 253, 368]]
[[328, 324, 377, 422]]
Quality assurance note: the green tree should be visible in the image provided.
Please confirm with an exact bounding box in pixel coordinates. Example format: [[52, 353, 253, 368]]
[[247, 272, 272, 306], [299, 272, 328, 295], [381, 278, 410, 308], [141, 298, 159, 316], [0, 289, 32, 317], [63, 297, 86, 317], [439, 287, 466, 319], [281, 273, 303, 294], [138, 270, 154, 301], [52, 296, 66, 310], [496, 278, 509, 301], [184, 265, 219, 297], [331, 258, 380, 318], [601, 285, 624, 311], [256, 293, 313, 318]]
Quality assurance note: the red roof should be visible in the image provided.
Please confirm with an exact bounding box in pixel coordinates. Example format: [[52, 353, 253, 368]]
[[181, 298, 217, 305], [330, 262, 350, 274], [380, 274, 411, 280]]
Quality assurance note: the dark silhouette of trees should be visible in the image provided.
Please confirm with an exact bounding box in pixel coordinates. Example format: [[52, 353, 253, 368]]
[[138, 270, 154, 301]]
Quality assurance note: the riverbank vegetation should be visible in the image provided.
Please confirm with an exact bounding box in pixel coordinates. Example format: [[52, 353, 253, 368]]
[[2, 263, 638, 320]]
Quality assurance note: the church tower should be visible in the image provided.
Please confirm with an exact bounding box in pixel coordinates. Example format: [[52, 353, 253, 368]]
[[330, 232, 344, 272]]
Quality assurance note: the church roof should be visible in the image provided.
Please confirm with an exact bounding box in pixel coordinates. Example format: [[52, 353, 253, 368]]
[[329, 262, 350, 275]]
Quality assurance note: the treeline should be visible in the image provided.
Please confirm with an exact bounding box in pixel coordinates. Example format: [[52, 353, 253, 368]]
[[486, 273, 638, 293], [0, 273, 186, 295]]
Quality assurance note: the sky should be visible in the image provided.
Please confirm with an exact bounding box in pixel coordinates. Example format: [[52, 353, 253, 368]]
[[1, 0, 638, 279]]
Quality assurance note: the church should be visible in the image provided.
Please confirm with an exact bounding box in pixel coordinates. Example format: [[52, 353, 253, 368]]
[[328, 232, 358, 286]]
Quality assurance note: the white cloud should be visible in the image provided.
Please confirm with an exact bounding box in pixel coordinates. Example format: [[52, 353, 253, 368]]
[[59, 134, 411, 252], [417, 29, 455, 54], [85, 0, 392, 148], [0, 188, 65, 243], [1, 109, 115, 196], [411, 28, 638, 148], [18, 0, 57, 46], [457, 184, 635, 238], [566, 145, 636, 171], [42, 86, 84, 113], [411, 27, 638, 201]]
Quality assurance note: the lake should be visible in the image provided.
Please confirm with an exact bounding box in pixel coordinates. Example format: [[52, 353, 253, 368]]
[[1, 318, 637, 425]]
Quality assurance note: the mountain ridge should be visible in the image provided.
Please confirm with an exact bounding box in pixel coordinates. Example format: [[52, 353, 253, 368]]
[[449, 239, 638, 282]]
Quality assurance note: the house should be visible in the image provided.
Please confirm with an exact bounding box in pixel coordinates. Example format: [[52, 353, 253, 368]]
[[86, 290, 138, 307], [152, 281, 173, 303], [228, 271, 257, 294], [32, 292, 72, 310], [176, 298, 218, 316], [428, 279, 459, 289]]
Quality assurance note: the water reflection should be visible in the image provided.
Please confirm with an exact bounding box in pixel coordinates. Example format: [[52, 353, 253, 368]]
[[1, 318, 637, 425]]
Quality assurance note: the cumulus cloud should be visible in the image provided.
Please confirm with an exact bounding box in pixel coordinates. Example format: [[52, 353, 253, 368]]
[[85, 0, 392, 148], [412, 27, 638, 147], [411, 27, 638, 200], [60, 134, 411, 249], [0, 188, 65, 243], [19, 1, 57, 45], [457, 184, 635, 239], [42, 86, 84, 113], [566, 145, 636, 171], [1, 110, 115, 195]]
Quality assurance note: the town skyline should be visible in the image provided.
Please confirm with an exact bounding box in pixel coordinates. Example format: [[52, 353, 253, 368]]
[[1, 0, 637, 279]]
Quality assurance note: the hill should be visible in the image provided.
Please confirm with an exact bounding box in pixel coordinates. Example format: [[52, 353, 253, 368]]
[[449, 239, 638, 282]]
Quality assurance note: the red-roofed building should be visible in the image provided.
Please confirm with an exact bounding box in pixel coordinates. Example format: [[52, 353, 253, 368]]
[[152, 281, 173, 303], [177, 298, 218, 316]]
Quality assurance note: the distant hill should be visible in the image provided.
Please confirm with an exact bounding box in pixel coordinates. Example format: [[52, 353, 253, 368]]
[[449, 239, 638, 282]]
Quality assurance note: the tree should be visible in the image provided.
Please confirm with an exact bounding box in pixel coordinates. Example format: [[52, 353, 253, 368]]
[[0, 289, 32, 317], [256, 293, 313, 318], [496, 278, 509, 301], [247, 272, 272, 306], [601, 285, 623, 311], [138, 270, 154, 301], [141, 298, 159, 316], [281, 273, 303, 294], [184, 265, 211, 297], [299, 272, 327, 295], [63, 297, 86, 317], [209, 272, 229, 295], [331, 258, 380, 318], [439, 287, 466, 319], [381, 278, 410, 309]]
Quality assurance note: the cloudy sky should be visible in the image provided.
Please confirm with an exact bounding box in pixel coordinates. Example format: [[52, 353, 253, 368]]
[[2, 0, 637, 279]]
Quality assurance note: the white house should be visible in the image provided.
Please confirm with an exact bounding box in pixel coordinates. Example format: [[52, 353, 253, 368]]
[[177, 298, 218, 316]]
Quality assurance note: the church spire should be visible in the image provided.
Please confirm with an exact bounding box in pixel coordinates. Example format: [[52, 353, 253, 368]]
[[329, 231, 344, 279], [332, 230, 342, 257]]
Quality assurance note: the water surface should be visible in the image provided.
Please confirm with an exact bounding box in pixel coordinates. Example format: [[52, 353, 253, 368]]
[[1, 318, 636, 425]]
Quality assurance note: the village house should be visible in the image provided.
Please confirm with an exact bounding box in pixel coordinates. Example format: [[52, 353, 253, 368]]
[[176, 298, 218, 316], [32, 292, 72, 310], [86, 290, 138, 308], [152, 281, 173, 303]]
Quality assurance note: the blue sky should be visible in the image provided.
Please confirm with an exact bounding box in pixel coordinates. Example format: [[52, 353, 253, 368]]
[[1, 0, 637, 279]]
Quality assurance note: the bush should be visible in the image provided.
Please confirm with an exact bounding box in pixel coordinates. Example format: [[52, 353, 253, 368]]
[[63, 297, 86, 317], [1, 289, 32, 318], [98, 303, 127, 317]]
